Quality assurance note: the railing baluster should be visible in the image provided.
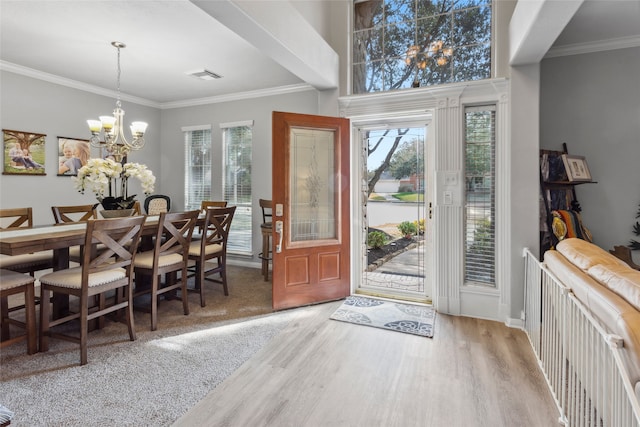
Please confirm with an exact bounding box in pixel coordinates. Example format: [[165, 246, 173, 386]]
[[522, 248, 640, 426]]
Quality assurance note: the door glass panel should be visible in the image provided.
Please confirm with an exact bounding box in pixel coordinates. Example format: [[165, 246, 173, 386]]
[[289, 128, 336, 242], [360, 125, 429, 301]]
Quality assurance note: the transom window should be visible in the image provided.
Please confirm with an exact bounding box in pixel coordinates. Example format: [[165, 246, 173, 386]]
[[353, 0, 492, 93]]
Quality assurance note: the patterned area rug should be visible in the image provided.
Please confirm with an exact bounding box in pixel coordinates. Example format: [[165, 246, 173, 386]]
[[330, 295, 435, 338]]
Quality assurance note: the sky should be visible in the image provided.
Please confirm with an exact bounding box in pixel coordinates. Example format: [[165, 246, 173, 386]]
[[365, 127, 426, 171]]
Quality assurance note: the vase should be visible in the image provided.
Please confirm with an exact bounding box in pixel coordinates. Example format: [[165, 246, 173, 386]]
[[100, 208, 135, 219]]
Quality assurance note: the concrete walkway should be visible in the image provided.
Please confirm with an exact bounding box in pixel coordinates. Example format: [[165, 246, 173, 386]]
[[364, 244, 425, 292]]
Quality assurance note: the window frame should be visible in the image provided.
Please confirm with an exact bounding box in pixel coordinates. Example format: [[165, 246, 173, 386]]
[[463, 105, 496, 287]]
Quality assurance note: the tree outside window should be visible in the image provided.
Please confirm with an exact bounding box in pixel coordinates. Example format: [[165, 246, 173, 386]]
[[353, 0, 492, 94]]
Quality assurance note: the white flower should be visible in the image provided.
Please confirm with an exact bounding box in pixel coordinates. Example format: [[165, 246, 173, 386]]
[[72, 158, 155, 201]]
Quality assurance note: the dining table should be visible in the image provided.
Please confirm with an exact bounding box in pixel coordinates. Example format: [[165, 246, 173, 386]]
[[0, 214, 204, 318]]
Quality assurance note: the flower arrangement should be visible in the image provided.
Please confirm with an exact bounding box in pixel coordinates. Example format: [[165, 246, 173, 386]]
[[73, 158, 155, 210]]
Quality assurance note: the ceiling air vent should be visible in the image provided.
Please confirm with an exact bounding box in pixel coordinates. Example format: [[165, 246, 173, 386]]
[[187, 69, 223, 81]]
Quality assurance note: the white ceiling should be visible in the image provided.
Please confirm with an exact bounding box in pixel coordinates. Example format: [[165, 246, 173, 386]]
[[1, 0, 639, 107], [0, 0, 304, 106]]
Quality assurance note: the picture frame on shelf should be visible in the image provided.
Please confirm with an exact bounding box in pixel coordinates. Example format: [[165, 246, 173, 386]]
[[562, 154, 592, 182], [3, 129, 46, 176]]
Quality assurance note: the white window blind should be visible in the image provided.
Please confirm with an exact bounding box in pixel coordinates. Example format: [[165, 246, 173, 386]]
[[183, 126, 212, 211], [464, 106, 496, 286], [221, 121, 253, 254]]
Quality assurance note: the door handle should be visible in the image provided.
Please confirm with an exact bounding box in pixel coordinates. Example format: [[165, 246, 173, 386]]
[[275, 220, 283, 253], [429, 202, 433, 219]]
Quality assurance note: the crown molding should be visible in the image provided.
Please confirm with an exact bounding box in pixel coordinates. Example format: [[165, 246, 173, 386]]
[[545, 35, 640, 59], [159, 83, 314, 110], [1, 60, 315, 110], [0, 60, 160, 108]]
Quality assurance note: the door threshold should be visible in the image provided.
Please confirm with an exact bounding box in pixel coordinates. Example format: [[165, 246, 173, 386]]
[[355, 288, 432, 305]]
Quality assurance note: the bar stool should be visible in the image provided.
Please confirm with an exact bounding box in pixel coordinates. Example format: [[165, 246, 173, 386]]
[[259, 199, 273, 281], [0, 269, 37, 355]]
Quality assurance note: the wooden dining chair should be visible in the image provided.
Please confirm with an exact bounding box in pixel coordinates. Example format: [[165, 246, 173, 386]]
[[200, 200, 227, 211], [187, 206, 236, 307], [51, 204, 99, 263], [0, 269, 37, 355], [0, 207, 55, 275], [259, 199, 273, 281], [133, 210, 199, 331], [132, 200, 142, 216], [51, 204, 99, 224], [196, 201, 227, 234], [38, 215, 146, 365]]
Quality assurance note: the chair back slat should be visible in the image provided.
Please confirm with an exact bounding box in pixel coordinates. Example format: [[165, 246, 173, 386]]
[[202, 206, 236, 248], [80, 216, 146, 277], [153, 210, 199, 262], [52, 204, 98, 224], [0, 207, 33, 230], [200, 201, 227, 212], [259, 199, 272, 225]]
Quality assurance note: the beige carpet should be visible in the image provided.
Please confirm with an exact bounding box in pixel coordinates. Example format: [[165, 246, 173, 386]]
[[0, 265, 294, 426]]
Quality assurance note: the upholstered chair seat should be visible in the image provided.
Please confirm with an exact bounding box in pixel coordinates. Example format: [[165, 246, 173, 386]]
[[0, 269, 37, 355], [0, 251, 54, 271], [38, 266, 127, 289]]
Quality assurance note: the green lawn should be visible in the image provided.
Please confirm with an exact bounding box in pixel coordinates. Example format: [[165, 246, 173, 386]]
[[392, 192, 424, 202]]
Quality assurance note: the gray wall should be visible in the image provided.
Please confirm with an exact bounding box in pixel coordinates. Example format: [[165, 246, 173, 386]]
[[0, 70, 322, 265], [0, 71, 161, 226], [541, 46, 640, 262], [511, 63, 542, 318], [158, 89, 320, 263]]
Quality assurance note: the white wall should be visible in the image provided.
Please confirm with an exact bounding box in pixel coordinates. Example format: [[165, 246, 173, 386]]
[[540, 46, 640, 262], [0, 71, 161, 226]]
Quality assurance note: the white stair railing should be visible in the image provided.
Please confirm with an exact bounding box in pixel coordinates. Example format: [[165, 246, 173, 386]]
[[523, 248, 640, 426]]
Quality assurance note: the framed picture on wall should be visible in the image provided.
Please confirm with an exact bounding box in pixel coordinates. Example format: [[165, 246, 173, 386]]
[[3, 129, 46, 175], [562, 154, 592, 182], [57, 137, 91, 176]]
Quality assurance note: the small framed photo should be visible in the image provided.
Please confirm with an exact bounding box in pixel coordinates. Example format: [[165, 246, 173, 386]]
[[562, 154, 592, 182], [57, 137, 91, 176]]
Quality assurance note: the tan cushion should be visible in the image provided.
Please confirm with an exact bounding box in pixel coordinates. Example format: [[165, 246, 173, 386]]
[[588, 264, 640, 312], [0, 269, 35, 290], [39, 267, 126, 289], [188, 242, 222, 257], [0, 251, 53, 269], [133, 251, 183, 269], [556, 238, 627, 271]]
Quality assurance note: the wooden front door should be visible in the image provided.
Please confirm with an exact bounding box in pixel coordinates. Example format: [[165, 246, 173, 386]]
[[272, 111, 350, 310]]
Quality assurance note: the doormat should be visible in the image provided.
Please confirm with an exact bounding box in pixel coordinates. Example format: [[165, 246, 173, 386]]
[[330, 295, 435, 338]]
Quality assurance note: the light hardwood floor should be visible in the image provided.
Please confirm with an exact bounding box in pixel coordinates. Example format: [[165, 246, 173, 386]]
[[173, 300, 560, 427]]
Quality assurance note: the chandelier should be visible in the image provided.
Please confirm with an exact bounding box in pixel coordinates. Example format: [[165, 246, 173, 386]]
[[87, 41, 147, 162], [405, 40, 453, 88]]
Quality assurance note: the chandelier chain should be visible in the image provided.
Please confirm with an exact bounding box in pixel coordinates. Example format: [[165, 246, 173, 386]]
[[116, 45, 122, 109]]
